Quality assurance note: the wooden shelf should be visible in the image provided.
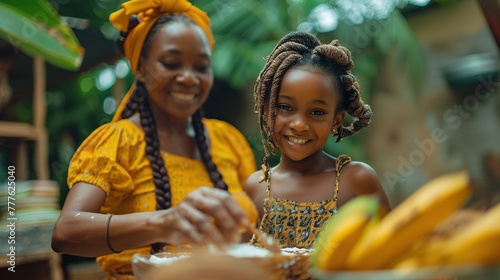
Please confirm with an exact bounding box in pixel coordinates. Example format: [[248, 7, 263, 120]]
[[0, 121, 43, 139], [0, 57, 48, 180]]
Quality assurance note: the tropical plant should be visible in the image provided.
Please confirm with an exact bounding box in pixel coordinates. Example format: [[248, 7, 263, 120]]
[[0, 0, 84, 70]]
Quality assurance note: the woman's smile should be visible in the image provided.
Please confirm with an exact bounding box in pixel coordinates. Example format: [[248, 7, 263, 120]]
[[170, 92, 198, 103]]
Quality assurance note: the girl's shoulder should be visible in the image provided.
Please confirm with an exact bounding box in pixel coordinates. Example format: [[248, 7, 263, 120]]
[[242, 169, 268, 217], [338, 160, 391, 209], [339, 160, 385, 196], [243, 170, 267, 193], [340, 160, 379, 184]]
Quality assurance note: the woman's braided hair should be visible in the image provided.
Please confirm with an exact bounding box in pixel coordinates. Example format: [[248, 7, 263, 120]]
[[254, 31, 372, 182], [117, 14, 228, 253]]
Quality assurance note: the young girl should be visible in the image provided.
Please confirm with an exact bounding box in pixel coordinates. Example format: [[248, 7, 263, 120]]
[[244, 31, 391, 249]]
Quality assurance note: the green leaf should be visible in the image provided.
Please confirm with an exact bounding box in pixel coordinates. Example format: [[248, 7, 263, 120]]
[[0, 0, 84, 70]]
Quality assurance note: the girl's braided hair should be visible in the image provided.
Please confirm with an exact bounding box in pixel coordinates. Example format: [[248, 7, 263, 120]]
[[254, 31, 372, 182], [117, 14, 227, 254]]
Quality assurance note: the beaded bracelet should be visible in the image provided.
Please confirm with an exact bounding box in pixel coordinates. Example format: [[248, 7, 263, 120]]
[[105, 214, 122, 253]]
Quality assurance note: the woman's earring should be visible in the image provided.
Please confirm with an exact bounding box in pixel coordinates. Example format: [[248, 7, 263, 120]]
[[332, 127, 337, 134]]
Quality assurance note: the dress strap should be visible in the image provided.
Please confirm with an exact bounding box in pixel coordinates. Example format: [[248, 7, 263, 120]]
[[333, 155, 352, 201], [265, 178, 271, 197]]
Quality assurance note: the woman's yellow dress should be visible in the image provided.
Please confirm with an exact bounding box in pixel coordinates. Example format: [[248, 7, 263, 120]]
[[67, 118, 256, 276]]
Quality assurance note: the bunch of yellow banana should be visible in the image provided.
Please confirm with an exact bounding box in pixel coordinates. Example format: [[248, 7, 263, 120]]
[[310, 195, 387, 271], [391, 203, 500, 269], [309, 170, 500, 273]]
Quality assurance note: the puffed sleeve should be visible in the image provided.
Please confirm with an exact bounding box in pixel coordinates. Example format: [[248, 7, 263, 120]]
[[67, 121, 146, 206]]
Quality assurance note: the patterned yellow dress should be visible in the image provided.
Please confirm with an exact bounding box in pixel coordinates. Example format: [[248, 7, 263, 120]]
[[252, 155, 351, 249], [67, 118, 256, 277]]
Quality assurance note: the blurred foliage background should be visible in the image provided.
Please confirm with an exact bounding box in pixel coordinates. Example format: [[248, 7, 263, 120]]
[[3, 0, 496, 207]]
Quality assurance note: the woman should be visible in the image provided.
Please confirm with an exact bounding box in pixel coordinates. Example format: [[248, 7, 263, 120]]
[[51, 0, 256, 277]]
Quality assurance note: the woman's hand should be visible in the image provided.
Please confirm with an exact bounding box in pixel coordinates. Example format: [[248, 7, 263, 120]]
[[52, 184, 249, 257], [150, 187, 250, 247]]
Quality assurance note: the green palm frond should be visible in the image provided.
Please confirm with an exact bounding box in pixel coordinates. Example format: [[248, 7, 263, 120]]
[[0, 0, 84, 70]]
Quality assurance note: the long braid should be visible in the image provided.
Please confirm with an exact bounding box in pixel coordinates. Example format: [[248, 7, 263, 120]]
[[121, 84, 172, 210], [254, 32, 373, 182], [120, 89, 139, 119], [116, 14, 227, 253], [131, 83, 170, 253], [191, 110, 228, 191]]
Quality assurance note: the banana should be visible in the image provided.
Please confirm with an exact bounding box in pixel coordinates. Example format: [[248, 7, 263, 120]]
[[426, 203, 500, 267], [310, 195, 384, 271], [345, 171, 472, 270], [390, 209, 484, 269]]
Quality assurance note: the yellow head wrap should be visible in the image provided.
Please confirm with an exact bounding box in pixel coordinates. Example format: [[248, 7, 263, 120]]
[[109, 0, 215, 121]]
